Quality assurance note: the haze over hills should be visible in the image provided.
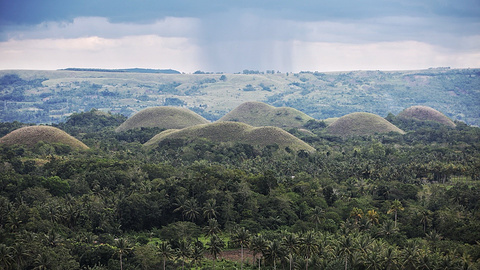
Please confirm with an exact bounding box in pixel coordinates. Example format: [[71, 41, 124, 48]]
[[326, 112, 405, 137], [0, 68, 479, 126], [219, 101, 314, 128], [115, 106, 209, 132], [145, 121, 316, 153]]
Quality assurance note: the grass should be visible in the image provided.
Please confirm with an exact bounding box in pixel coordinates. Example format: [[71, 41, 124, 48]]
[[115, 106, 209, 132], [397, 105, 456, 127], [0, 126, 89, 150], [219, 101, 314, 128], [326, 112, 405, 137], [144, 121, 316, 153]]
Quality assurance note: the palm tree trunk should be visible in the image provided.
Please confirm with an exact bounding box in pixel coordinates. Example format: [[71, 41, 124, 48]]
[[394, 211, 397, 228], [120, 253, 123, 270], [241, 244, 244, 270], [290, 255, 293, 270], [344, 254, 348, 270]]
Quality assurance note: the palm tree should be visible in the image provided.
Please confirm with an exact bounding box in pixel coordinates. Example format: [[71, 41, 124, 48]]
[[204, 218, 221, 237], [33, 253, 50, 270], [282, 232, 300, 270], [202, 198, 218, 221], [176, 240, 192, 270], [350, 207, 364, 225], [12, 243, 29, 270], [157, 241, 174, 270], [300, 231, 319, 270], [337, 234, 355, 270], [366, 209, 379, 225], [231, 227, 250, 270], [250, 234, 267, 270], [191, 241, 205, 269], [183, 198, 200, 222], [378, 220, 399, 240], [309, 206, 325, 229], [207, 234, 224, 270], [387, 200, 404, 228], [114, 238, 132, 270], [0, 244, 14, 270], [264, 239, 285, 270], [420, 209, 431, 233]]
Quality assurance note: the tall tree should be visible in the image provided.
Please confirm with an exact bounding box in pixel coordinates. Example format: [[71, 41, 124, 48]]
[[176, 240, 192, 270], [300, 231, 319, 270], [282, 232, 300, 270], [387, 200, 404, 228], [207, 235, 224, 270], [231, 227, 250, 270], [250, 235, 267, 270], [157, 241, 174, 270]]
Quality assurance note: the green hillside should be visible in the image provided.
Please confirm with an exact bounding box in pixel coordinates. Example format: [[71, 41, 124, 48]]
[[115, 106, 209, 132], [397, 105, 456, 128], [326, 112, 405, 137], [219, 101, 314, 128], [145, 121, 315, 153], [0, 125, 89, 150]]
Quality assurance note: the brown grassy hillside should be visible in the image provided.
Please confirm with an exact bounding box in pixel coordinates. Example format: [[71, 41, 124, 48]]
[[397, 106, 456, 127], [327, 112, 405, 137], [219, 101, 314, 128], [144, 121, 315, 153], [0, 126, 89, 150], [115, 107, 209, 132]]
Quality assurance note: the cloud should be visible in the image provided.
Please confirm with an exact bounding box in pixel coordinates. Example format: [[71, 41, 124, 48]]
[[0, 0, 479, 72], [2, 16, 199, 40], [0, 35, 202, 71]]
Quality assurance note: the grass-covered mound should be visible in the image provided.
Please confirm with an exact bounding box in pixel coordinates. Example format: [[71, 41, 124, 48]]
[[0, 126, 89, 150], [219, 101, 314, 128], [145, 121, 315, 153], [397, 106, 456, 128], [327, 112, 405, 137], [115, 107, 209, 132]]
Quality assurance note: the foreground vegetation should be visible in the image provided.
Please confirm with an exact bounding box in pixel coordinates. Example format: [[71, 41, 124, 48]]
[[0, 109, 480, 269]]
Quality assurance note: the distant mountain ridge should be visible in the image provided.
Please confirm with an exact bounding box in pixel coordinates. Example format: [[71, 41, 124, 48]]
[[1, 68, 478, 126], [62, 68, 181, 74]]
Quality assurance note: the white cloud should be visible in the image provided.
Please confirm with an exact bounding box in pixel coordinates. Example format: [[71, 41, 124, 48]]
[[0, 35, 202, 72], [290, 40, 480, 72]]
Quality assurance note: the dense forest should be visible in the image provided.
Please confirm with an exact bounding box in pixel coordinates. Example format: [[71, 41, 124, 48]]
[[1, 109, 480, 269]]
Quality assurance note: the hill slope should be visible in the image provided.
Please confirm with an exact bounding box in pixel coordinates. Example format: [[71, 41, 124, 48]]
[[0, 126, 89, 150], [397, 106, 456, 128], [115, 107, 209, 132], [219, 101, 314, 128], [327, 112, 405, 137], [145, 121, 315, 153]]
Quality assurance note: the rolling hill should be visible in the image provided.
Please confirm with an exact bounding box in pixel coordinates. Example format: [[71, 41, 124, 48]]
[[115, 107, 209, 132], [326, 112, 405, 137], [144, 121, 316, 153], [219, 101, 314, 128], [0, 126, 89, 150], [397, 106, 456, 128]]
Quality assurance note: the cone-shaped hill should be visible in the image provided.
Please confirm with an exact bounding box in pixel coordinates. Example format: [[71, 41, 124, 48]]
[[327, 112, 405, 137], [0, 126, 89, 150], [397, 106, 456, 128], [115, 107, 209, 132], [219, 101, 314, 128], [145, 122, 315, 153]]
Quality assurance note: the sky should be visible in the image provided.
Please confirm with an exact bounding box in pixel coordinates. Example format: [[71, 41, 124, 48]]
[[0, 0, 479, 73]]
